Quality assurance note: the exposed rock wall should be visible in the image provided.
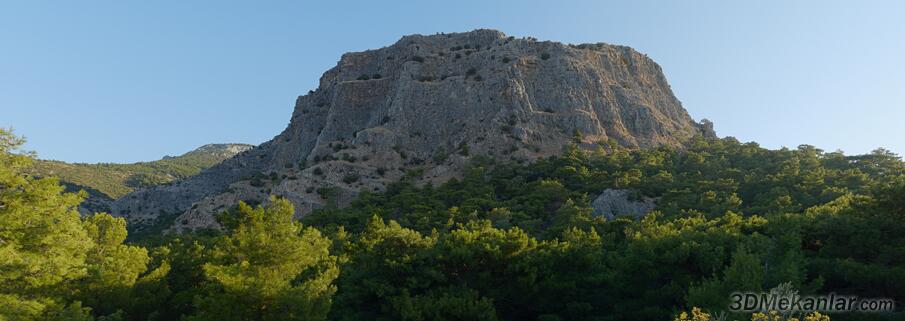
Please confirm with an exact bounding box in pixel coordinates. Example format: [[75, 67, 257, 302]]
[[590, 189, 657, 220], [111, 29, 713, 232]]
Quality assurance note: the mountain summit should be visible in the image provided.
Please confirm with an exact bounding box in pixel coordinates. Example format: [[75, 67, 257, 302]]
[[111, 29, 714, 232]]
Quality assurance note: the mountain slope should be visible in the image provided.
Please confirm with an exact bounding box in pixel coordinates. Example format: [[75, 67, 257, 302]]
[[111, 29, 715, 232], [31, 144, 252, 213]]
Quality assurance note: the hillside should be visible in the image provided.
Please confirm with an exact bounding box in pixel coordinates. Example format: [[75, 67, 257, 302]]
[[110, 29, 715, 232], [30, 144, 252, 212]]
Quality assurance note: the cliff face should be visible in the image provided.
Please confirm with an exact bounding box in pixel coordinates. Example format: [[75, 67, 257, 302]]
[[111, 29, 714, 232]]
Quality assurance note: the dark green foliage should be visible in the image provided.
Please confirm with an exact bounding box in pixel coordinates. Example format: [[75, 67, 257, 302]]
[[317, 186, 341, 205], [7, 128, 905, 320], [433, 147, 449, 163], [342, 173, 360, 184], [302, 137, 905, 320], [249, 176, 265, 187], [125, 236, 213, 321], [571, 129, 584, 143], [457, 142, 470, 156]]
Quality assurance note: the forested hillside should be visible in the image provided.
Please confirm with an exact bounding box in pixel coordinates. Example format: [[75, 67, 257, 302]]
[[29, 144, 252, 199], [3, 128, 902, 321]]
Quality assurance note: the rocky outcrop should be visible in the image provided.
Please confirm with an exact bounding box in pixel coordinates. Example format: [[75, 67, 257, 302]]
[[59, 182, 114, 215], [110, 29, 714, 232], [590, 189, 657, 220]]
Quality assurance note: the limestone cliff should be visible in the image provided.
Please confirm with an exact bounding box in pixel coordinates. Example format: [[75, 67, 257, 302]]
[[110, 29, 714, 232]]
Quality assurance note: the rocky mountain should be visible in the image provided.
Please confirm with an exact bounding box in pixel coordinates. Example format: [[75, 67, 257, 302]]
[[31, 143, 253, 214], [110, 29, 715, 232]]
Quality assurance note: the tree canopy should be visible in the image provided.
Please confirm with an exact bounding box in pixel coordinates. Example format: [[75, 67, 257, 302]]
[[4, 129, 904, 321]]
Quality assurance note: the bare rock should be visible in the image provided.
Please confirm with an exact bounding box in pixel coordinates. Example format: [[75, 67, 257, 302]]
[[111, 29, 714, 232], [590, 189, 657, 220]]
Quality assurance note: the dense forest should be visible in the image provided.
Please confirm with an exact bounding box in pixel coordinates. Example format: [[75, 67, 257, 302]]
[[3, 127, 903, 321]]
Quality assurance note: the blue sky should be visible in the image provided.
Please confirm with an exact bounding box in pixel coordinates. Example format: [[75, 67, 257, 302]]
[[2, 1, 903, 163]]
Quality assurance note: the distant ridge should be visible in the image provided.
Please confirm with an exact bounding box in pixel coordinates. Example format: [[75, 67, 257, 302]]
[[30, 143, 253, 213]]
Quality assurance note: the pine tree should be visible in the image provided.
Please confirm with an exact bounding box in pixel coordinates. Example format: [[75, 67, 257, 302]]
[[0, 128, 95, 321], [1, 129, 149, 321], [188, 197, 338, 321], [74, 213, 150, 317]]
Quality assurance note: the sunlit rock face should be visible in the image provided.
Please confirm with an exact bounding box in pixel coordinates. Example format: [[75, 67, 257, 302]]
[[111, 29, 714, 232]]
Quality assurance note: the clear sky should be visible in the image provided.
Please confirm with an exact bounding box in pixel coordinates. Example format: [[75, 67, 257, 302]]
[[2, 0, 903, 163]]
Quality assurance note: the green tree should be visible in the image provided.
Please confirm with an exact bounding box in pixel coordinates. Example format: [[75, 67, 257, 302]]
[[391, 286, 498, 321], [0, 128, 94, 321], [75, 214, 150, 318], [188, 197, 338, 321], [332, 216, 437, 321], [125, 236, 214, 321], [1, 129, 150, 321], [686, 245, 765, 312]]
